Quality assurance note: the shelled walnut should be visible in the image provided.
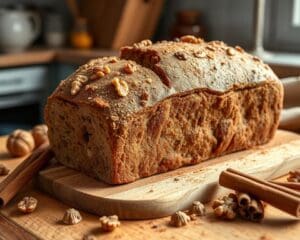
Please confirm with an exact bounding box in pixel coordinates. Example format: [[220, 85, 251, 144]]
[[174, 52, 187, 60], [193, 51, 206, 58], [189, 201, 206, 216], [31, 124, 48, 147], [133, 39, 152, 48], [7, 129, 35, 157], [71, 74, 89, 95], [123, 63, 136, 74], [212, 193, 238, 220], [169, 211, 190, 227], [111, 77, 129, 97], [109, 57, 118, 63], [17, 196, 38, 213], [0, 164, 9, 176], [99, 215, 120, 232], [237, 192, 264, 222], [180, 35, 203, 44], [62, 208, 82, 225], [226, 48, 236, 56], [287, 170, 300, 182]]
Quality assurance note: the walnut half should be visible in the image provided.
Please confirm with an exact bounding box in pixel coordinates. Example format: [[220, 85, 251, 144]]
[[31, 124, 48, 147], [17, 196, 38, 213], [212, 193, 238, 220], [169, 211, 190, 227], [7, 129, 35, 157], [189, 201, 206, 216], [99, 215, 120, 232], [62, 208, 82, 225]]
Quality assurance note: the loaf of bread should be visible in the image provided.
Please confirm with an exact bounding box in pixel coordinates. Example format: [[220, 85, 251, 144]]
[[45, 36, 283, 184]]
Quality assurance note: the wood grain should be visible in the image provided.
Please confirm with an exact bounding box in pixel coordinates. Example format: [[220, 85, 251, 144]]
[[1, 187, 300, 240], [0, 133, 300, 240], [0, 143, 53, 207], [112, 0, 165, 49], [38, 130, 300, 220], [80, 0, 164, 49], [0, 214, 37, 240]]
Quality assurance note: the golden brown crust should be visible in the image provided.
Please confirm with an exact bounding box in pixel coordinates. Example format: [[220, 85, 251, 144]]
[[45, 37, 283, 184], [50, 57, 171, 123], [120, 38, 278, 91]]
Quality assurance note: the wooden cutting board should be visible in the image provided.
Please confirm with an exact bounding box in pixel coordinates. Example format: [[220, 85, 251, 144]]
[[0, 130, 300, 240], [37, 130, 300, 220]]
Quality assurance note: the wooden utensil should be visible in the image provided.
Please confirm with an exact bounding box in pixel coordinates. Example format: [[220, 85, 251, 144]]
[[79, 0, 165, 49], [0, 141, 54, 207]]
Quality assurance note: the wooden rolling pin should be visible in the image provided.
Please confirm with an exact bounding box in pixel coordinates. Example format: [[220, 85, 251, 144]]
[[0, 141, 54, 207]]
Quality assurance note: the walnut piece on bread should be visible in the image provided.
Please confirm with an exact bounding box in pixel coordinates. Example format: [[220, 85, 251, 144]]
[[111, 77, 129, 97]]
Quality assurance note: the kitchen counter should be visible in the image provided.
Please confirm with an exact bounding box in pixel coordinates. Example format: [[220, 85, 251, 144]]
[[0, 48, 118, 68], [0, 48, 300, 79]]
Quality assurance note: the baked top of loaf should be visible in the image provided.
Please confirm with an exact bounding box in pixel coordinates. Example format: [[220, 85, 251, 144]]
[[50, 36, 279, 121], [51, 57, 172, 120], [120, 37, 278, 91]]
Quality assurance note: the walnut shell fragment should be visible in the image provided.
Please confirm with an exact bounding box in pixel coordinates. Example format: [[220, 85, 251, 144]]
[[18, 196, 38, 213], [99, 215, 120, 232], [212, 193, 238, 220], [170, 211, 190, 227], [63, 208, 82, 225], [189, 201, 206, 216]]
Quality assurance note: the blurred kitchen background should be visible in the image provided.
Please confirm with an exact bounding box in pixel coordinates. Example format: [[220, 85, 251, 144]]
[[0, 0, 299, 134]]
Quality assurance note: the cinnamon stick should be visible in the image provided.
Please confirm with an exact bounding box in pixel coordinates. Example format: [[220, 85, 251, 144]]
[[270, 181, 300, 191], [219, 168, 300, 217], [0, 141, 54, 207]]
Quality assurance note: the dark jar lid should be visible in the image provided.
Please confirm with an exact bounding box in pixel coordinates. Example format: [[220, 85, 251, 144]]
[[176, 10, 201, 25]]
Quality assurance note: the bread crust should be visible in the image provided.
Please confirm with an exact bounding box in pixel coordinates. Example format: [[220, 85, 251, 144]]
[[45, 38, 283, 184]]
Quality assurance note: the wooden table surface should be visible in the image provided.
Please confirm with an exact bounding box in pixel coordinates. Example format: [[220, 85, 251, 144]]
[[0, 48, 117, 68], [0, 135, 300, 240]]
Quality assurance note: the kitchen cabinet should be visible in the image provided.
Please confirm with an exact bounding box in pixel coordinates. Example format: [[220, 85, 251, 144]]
[[0, 48, 117, 135]]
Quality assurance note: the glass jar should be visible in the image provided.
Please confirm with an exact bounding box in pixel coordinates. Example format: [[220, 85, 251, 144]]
[[171, 10, 207, 40]]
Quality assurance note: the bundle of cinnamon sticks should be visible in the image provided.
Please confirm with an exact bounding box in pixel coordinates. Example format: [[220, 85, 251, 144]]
[[219, 168, 300, 218]]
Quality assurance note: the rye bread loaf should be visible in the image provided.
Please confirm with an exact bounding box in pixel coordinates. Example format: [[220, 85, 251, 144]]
[[45, 36, 283, 184]]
